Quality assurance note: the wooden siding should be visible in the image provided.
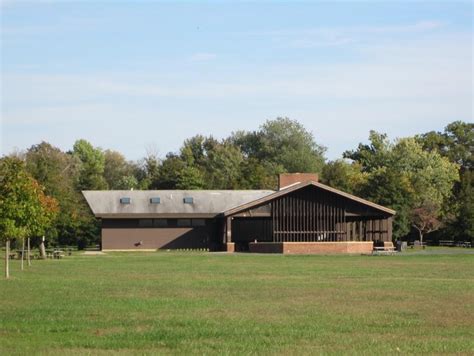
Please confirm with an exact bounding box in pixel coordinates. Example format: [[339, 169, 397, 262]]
[[271, 186, 346, 242], [232, 186, 393, 243]]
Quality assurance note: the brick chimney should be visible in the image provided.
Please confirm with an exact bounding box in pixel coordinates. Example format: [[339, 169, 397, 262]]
[[278, 173, 318, 190]]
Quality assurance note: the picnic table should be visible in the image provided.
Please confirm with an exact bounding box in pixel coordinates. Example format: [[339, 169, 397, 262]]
[[45, 249, 65, 259], [372, 244, 396, 255]]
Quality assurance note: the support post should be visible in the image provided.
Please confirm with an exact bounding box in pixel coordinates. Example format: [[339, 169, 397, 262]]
[[39, 236, 46, 259], [225, 216, 234, 252], [226, 216, 232, 243], [5, 239, 10, 279], [27, 238, 31, 267], [21, 238, 25, 271]]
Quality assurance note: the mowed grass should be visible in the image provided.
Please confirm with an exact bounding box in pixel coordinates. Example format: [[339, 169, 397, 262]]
[[1, 250, 473, 355]]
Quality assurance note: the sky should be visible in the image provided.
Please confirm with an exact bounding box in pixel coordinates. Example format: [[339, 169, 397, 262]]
[[1, 1, 472, 161]]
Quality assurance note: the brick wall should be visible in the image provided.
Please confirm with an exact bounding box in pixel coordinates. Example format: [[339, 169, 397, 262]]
[[279, 173, 318, 189], [249, 242, 283, 253], [249, 241, 373, 254], [226, 243, 235, 252]]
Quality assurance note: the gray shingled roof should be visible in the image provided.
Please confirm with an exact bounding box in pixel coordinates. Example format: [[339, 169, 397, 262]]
[[82, 190, 275, 218]]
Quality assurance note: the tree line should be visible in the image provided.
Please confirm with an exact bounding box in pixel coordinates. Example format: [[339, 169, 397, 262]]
[[1, 118, 472, 250]]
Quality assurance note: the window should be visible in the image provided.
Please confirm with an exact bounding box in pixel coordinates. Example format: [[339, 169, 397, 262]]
[[183, 197, 194, 204], [177, 219, 192, 227], [150, 197, 161, 204], [192, 219, 206, 227], [120, 197, 131, 204], [167, 219, 177, 227], [153, 219, 168, 228], [138, 219, 153, 228]]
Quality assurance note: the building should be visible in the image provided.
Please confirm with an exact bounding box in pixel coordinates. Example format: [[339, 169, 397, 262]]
[[83, 173, 395, 254]]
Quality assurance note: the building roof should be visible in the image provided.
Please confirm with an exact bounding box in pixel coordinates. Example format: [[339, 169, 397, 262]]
[[82, 190, 275, 218], [83, 181, 395, 219], [222, 181, 396, 217]]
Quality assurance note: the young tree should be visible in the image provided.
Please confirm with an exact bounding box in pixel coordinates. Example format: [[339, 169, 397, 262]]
[[26, 179, 59, 258], [0, 157, 58, 278], [410, 202, 442, 245]]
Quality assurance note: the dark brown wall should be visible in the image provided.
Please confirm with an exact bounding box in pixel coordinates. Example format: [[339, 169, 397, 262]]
[[101, 219, 215, 250]]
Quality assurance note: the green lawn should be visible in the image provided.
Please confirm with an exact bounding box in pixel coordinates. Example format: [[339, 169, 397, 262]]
[[1, 249, 473, 355]]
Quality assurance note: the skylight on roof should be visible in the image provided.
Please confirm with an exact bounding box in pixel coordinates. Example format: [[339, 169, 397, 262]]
[[183, 197, 194, 204], [150, 197, 161, 204], [120, 197, 131, 204]]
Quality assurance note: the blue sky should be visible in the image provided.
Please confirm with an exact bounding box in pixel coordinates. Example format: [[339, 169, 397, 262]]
[[1, 1, 472, 161]]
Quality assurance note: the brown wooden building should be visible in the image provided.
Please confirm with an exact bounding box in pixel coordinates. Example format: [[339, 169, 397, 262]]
[[83, 174, 395, 254]]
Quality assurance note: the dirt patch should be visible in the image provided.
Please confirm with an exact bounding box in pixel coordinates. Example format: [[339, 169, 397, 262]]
[[83, 251, 107, 255]]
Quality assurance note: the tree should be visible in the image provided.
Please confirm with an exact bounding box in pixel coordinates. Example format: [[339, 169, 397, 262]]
[[177, 166, 206, 189], [116, 175, 139, 190], [391, 138, 458, 239], [456, 170, 474, 242], [142, 152, 161, 189], [0, 157, 58, 278], [200, 139, 243, 189], [227, 117, 327, 189], [343, 131, 392, 173], [321, 160, 367, 194], [346, 134, 459, 240], [232, 117, 326, 175], [417, 121, 473, 242], [25, 142, 93, 248], [391, 138, 459, 209], [410, 202, 442, 244], [360, 168, 415, 239], [72, 139, 107, 190], [26, 179, 59, 259], [103, 150, 136, 189], [418, 121, 473, 170], [168, 135, 245, 190], [155, 153, 185, 189], [238, 158, 277, 189]]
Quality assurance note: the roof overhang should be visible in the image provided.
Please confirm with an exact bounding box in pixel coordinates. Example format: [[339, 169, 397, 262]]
[[95, 213, 219, 219], [222, 181, 396, 217]]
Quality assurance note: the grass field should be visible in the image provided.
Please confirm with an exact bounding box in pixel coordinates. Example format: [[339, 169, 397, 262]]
[[1, 249, 473, 355]]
